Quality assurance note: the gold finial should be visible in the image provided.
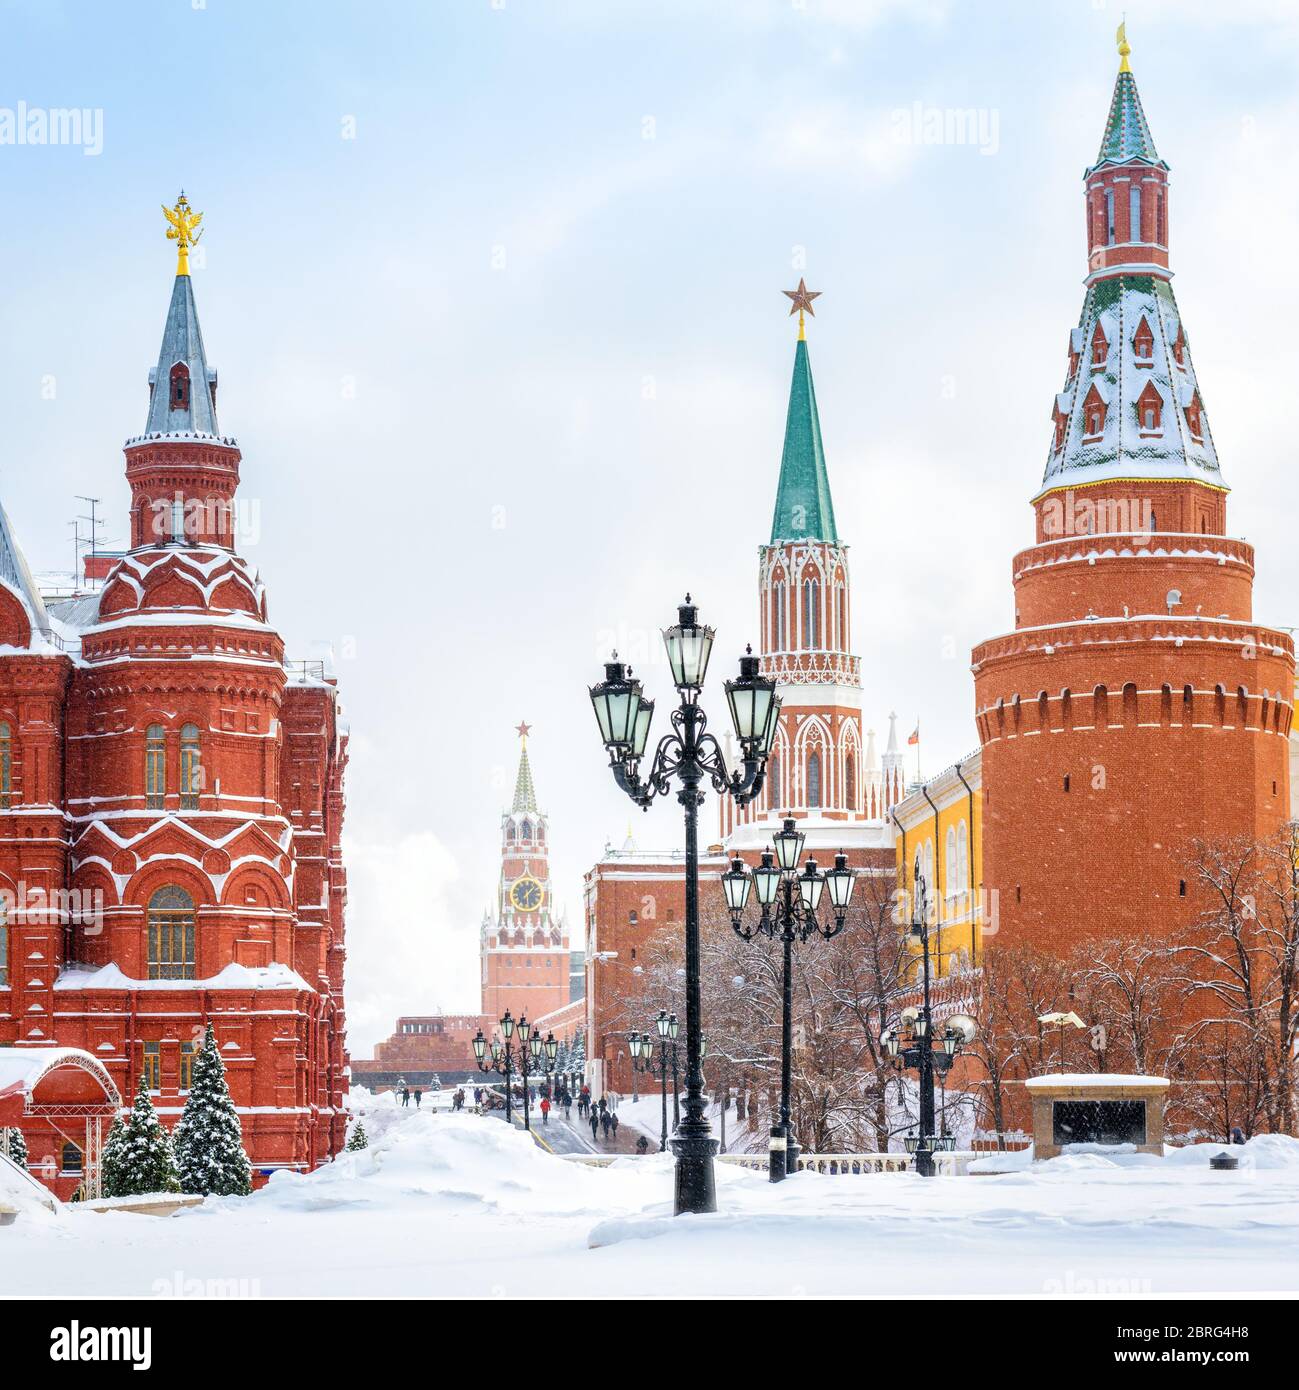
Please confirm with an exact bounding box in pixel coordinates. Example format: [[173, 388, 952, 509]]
[[162, 191, 204, 276], [782, 278, 821, 342], [1116, 20, 1131, 73]]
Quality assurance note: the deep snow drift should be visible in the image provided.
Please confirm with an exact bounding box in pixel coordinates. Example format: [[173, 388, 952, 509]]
[[3, 1096, 1298, 1298]]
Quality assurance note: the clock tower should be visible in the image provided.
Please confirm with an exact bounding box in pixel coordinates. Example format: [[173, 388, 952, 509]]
[[480, 725, 571, 1021]]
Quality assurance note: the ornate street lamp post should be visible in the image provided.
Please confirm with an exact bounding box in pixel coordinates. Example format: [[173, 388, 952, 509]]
[[474, 1009, 520, 1126], [656, 1008, 682, 1128], [879, 859, 977, 1176], [589, 597, 777, 1215], [722, 822, 856, 1181], [629, 1025, 670, 1152]]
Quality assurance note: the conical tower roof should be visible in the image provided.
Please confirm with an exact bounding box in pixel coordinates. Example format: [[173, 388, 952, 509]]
[[770, 337, 838, 545], [145, 273, 220, 436], [1039, 38, 1220, 499], [512, 727, 538, 813], [1090, 66, 1165, 172]]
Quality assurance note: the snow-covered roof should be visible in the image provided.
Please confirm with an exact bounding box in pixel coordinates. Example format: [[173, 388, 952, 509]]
[[1024, 1073, 1169, 1089], [0, 502, 52, 636], [1037, 274, 1223, 501], [0, 1046, 121, 1103], [54, 961, 314, 993]]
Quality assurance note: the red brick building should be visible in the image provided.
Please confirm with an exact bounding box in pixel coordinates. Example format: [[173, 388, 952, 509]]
[[480, 727, 571, 1023], [582, 835, 728, 1096], [0, 205, 349, 1192], [971, 49, 1294, 957], [351, 1014, 491, 1090]]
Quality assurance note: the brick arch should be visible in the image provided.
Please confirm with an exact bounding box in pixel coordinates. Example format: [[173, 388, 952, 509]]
[[794, 714, 832, 809], [123, 862, 215, 911], [221, 863, 292, 911], [0, 584, 32, 647], [70, 862, 122, 911], [839, 720, 861, 813]]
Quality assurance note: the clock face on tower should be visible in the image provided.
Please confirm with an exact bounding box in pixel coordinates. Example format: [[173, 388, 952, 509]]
[[510, 876, 543, 912]]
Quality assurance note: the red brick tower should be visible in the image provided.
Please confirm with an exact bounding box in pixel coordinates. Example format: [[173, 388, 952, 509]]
[[721, 285, 903, 846], [0, 197, 350, 1194], [480, 725, 570, 1021], [971, 41, 1294, 954]]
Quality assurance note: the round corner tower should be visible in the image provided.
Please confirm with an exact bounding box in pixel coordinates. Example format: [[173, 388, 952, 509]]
[[971, 43, 1294, 955]]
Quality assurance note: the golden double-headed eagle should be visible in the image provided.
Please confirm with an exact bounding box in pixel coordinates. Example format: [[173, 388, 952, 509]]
[[162, 192, 203, 275]]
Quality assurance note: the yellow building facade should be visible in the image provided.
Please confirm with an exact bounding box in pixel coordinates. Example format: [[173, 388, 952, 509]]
[[891, 750, 984, 978]]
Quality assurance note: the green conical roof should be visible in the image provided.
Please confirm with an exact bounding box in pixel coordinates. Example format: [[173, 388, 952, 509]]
[[770, 338, 838, 545], [1091, 68, 1164, 171], [512, 740, 537, 813]]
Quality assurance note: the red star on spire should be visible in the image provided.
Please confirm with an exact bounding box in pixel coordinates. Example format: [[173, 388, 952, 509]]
[[516, 721, 531, 740]]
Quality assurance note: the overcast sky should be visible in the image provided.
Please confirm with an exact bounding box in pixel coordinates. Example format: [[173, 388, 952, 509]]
[[3, 0, 1298, 1052]]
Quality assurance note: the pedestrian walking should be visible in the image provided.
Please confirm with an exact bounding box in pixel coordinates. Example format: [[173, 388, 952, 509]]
[[414, 1088, 422, 1108], [589, 1108, 600, 1142], [600, 1109, 612, 1139], [540, 1096, 551, 1126], [636, 1134, 650, 1156], [401, 1086, 410, 1108], [610, 1112, 619, 1140]]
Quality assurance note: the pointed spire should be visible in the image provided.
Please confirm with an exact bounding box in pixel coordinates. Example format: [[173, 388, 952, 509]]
[[145, 272, 220, 436], [864, 727, 879, 771], [770, 334, 838, 545], [885, 712, 899, 756], [512, 722, 537, 813], [1090, 28, 1164, 172]]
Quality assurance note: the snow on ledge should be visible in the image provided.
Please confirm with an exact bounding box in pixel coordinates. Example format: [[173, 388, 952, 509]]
[[1023, 1073, 1169, 1089], [54, 961, 313, 993]]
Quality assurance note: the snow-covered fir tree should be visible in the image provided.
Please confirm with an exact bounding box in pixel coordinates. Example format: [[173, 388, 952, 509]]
[[173, 1023, 252, 1196], [2, 1126, 28, 1169], [104, 1077, 180, 1196], [98, 1114, 127, 1195], [568, 1031, 585, 1075], [346, 1121, 368, 1152]]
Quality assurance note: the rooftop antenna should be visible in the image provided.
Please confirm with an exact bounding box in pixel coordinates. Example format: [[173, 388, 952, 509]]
[[75, 496, 104, 566]]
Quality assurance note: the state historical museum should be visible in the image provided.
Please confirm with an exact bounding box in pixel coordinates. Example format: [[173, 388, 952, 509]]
[[0, 198, 349, 1186]]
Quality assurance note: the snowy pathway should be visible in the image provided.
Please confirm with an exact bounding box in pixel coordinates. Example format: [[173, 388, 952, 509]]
[[4, 1104, 1298, 1299]]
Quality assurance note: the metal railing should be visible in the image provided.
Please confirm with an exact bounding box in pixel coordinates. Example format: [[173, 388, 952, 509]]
[[559, 1150, 978, 1175]]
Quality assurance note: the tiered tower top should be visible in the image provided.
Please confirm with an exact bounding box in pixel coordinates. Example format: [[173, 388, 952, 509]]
[[1038, 28, 1222, 507]]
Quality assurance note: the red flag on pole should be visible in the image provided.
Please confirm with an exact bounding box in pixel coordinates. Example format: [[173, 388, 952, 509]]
[[907, 723, 920, 746]]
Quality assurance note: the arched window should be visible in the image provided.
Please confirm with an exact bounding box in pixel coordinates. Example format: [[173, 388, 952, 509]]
[[169, 361, 190, 411], [836, 582, 847, 650], [145, 725, 166, 809], [923, 840, 935, 906], [946, 826, 957, 897], [1105, 189, 1115, 245], [0, 901, 7, 989], [61, 1141, 83, 1174], [147, 885, 195, 980], [180, 723, 201, 810], [845, 751, 856, 811], [802, 578, 819, 650], [1129, 185, 1141, 242], [0, 721, 10, 809], [806, 751, 822, 808], [767, 754, 781, 811], [957, 819, 969, 894], [773, 579, 787, 650], [519, 820, 532, 841]]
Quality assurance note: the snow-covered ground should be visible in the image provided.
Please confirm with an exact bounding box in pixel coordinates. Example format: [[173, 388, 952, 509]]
[[4, 1095, 1298, 1298]]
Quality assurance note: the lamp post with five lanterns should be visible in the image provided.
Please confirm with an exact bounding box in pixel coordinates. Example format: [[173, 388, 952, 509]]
[[588, 596, 778, 1214], [722, 820, 856, 1181], [878, 858, 977, 1175]]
